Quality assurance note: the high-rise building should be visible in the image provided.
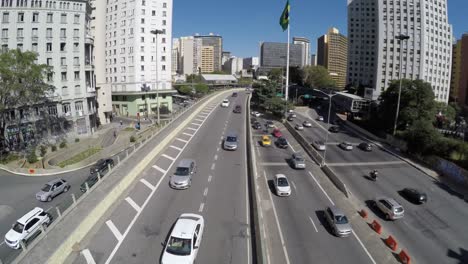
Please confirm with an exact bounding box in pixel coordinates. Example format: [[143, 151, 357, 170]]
[[0, 0, 97, 140], [311, 54, 317, 66], [450, 34, 468, 107], [293, 37, 311, 67], [195, 34, 222, 72], [223, 57, 244, 75], [347, 0, 453, 102], [260, 42, 303, 69], [222, 51, 231, 66], [317, 28, 348, 89], [201, 46, 214, 73], [172, 38, 180, 76], [105, 0, 175, 117], [176, 36, 202, 75], [243, 57, 260, 70]]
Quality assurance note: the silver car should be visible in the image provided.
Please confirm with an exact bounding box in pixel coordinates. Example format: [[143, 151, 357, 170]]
[[375, 197, 405, 220], [36, 179, 70, 202], [291, 153, 306, 169], [170, 159, 196, 190], [325, 206, 352, 237], [223, 133, 238, 151], [312, 140, 326, 151]]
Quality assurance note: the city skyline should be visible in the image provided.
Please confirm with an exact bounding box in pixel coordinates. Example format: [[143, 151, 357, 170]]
[[173, 0, 468, 58]]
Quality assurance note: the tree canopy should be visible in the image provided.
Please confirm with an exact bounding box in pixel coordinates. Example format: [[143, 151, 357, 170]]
[[302, 65, 336, 89]]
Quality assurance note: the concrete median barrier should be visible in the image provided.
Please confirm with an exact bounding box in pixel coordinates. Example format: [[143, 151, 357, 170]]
[[398, 249, 411, 264], [322, 165, 350, 198], [370, 219, 383, 234], [385, 235, 398, 251]]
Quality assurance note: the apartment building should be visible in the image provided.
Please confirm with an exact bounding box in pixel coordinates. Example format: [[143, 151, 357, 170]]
[[317, 28, 348, 89]]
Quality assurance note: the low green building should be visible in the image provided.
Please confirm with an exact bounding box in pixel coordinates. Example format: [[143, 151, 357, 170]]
[[111, 90, 177, 118]]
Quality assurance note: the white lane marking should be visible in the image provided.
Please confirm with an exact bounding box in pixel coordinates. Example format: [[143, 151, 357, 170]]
[[263, 171, 291, 264], [140, 178, 156, 191], [45, 206, 53, 212], [352, 231, 377, 264], [152, 165, 167, 174], [187, 127, 197, 131], [0, 241, 4, 246], [208, 175, 212, 182], [244, 112, 251, 264], [308, 171, 335, 206], [169, 145, 182, 151], [182, 132, 193, 137], [217, 147, 220, 152], [203, 187, 208, 196], [291, 180, 297, 191], [308, 216, 319, 233], [176, 137, 188, 143], [191, 122, 201, 126], [288, 143, 296, 152], [195, 118, 204, 122], [220, 136, 224, 140], [214, 154, 218, 161], [211, 163, 216, 170], [81, 249, 97, 264], [125, 197, 141, 212], [219, 140, 223, 145], [162, 154, 175, 161], [106, 220, 123, 241], [199, 203, 205, 212]]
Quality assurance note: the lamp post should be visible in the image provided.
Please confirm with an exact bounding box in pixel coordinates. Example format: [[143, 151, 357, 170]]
[[314, 89, 338, 167], [150, 29, 164, 125], [393, 34, 410, 136]]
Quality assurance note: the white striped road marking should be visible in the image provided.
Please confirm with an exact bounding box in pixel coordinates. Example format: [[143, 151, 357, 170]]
[[214, 154, 218, 161], [140, 178, 156, 191], [125, 197, 141, 212], [152, 165, 167, 174], [308, 171, 334, 206], [208, 175, 212, 182], [176, 137, 188, 143], [352, 231, 377, 264], [106, 220, 123, 241], [187, 127, 197, 131], [169, 145, 182, 151], [308, 216, 319, 232], [198, 114, 207, 118], [291, 180, 297, 191], [220, 136, 224, 140], [219, 140, 222, 145], [191, 122, 201, 126], [182, 132, 193, 137], [0, 241, 4, 246], [81, 249, 97, 264], [162, 154, 175, 161], [195, 118, 204, 122], [327, 161, 405, 167], [216, 147, 220, 152], [288, 143, 296, 152], [211, 163, 216, 170], [203, 188, 208, 196], [198, 203, 205, 212], [259, 162, 288, 166]]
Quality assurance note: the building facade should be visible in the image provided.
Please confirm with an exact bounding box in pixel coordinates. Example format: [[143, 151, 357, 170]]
[[317, 28, 348, 89], [293, 36, 311, 67], [450, 34, 468, 107], [260, 42, 303, 68], [171, 38, 179, 76], [347, 0, 453, 102], [175, 36, 202, 75], [221, 51, 231, 66], [104, 0, 175, 117], [311, 54, 317, 66], [0, 0, 97, 145], [223, 57, 244, 75], [200, 46, 214, 73], [195, 34, 222, 72]]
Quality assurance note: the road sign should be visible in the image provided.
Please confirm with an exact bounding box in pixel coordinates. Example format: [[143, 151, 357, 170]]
[[276, 93, 283, 97], [304, 94, 310, 99]]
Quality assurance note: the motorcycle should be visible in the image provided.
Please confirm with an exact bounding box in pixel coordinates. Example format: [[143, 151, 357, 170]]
[[369, 171, 378, 181]]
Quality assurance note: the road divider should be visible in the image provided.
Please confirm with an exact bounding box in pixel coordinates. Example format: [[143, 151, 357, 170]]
[[359, 209, 368, 219], [384, 235, 398, 251], [398, 249, 411, 264], [370, 220, 383, 234], [321, 165, 350, 198]]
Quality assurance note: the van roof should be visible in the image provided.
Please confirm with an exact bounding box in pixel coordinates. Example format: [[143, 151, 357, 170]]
[[17, 207, 43, 225]]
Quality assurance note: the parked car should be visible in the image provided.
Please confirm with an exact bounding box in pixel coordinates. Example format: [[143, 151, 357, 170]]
[[358, 142, 372, 152], [252, 122, 262, 130], [80, 174, 100, 193], [317, 116, 324, 121], [303, 121, 312, 127], [275, 137, 289, 149], [274, 174, 291, 196], [221, 99, 230, 107], [4, 207, 52, 249], [324, 206, 352, 237], [90, 158, 114, 175], [266, 121, 275, 128], [170, 159, 196, 190], [232, 92, 238, 97], [36, 179, 70, 202], [287, 116, 294, 121], [223, 133, 238, 151], [291, 153, 306, 169], [375, 197, 405, 220], [329, 126, 340, 133], [161, 213, 204, 264], [295, 123, 304, 130], [400, 188, 427, 204], [272, 128, 282, 138], [261, 135, 272, 147], [251, 111, 261, 117], [233, 105, 242, 113], [312, 140, 326, 151], [339, 142, 353, 151]]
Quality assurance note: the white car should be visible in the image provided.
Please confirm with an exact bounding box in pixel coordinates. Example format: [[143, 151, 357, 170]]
[[303, 121, 312, 127], [317, 116, 324, 121], [161, 213, 205, 264], [4, 207, 52, 249], [295, 123, 304, 130], [312, 140, 326, 151], [339, 142, 353, 151], [274, 174, 291, 196], [221, 99, 230, 107], [251, 111, 261, 117]]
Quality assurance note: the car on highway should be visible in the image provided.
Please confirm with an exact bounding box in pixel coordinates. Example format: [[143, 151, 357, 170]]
[[339, 142, 353, 151], [287, 115, 294, 121], [223, 133, 238, 151], [311, 140, 326, 151], [221, 99, 230, 107], [261, 135, 272, 147], [275, 137, 289, 149], [170, 159, 196, 190], [266, 120, 275, 128], [233, 104, 242, 113], [90, 158, 114, 175], [317, 116, 324, 121], [272, 128, 282, 138], [251, 111, 261, 117], [252, 122, 262, 130], [303, 120, 312, 127], [36, 178, 70, 202], [289, 113, 297, 118], [274, 174, 291, 196], [295, 123, 304, 130], [375, 197, 405, 220], [161, 213, 204, 264], [4, 207, 52, 249], [80, 174, 100, 192], [400, 188, 428, 204], [329, 126, 340, 133], [358, 142, 372, 151], [232, 92, 238, 97], [324, 206, 352, 237], [291, 153, 306, 169]]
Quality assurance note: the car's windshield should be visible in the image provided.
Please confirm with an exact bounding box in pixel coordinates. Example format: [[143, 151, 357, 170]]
[[279, 138, 286, 143], [12, 222, 24, 233], [175, 167, 190, 176], [277, 178, 289, 187], [41, 184, 52, 192], [166, 236, 191, 256], [294, 156, 304, 161], [226, 136, 237, 142], [335, 215, 349, 224]]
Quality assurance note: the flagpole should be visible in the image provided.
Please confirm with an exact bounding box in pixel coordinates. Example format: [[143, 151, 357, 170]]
[[285, 18, 290, 116]]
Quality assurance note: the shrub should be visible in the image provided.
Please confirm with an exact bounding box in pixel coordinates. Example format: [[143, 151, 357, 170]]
[[51, 145, 57, 152], [59, 141, 67, 148], [130, 136, 136, 143], [39, 145, 47, 157], [27, 149, 38, 164], [75, 138, 80, 143], [0, 153, 20, 164]]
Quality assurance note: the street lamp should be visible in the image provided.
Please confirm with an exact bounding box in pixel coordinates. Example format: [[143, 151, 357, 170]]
[[393, 34, 410, 136], [150, 29, 164, 125], [313, 89, 338, 167]]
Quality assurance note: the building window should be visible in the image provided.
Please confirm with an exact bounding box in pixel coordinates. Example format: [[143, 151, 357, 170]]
[[47, 58, 52, 65], [17, 28, 23, 37], [73, 42, 79, 52], [62, 86, 69, 96], [17, 12, 24, 22], [32, 43, 38, 52], [74, 29, 79, 38], [1, 29, 7, 38], [48, 105, 57, 116], [61, 14, 67, 23], [47, 13, 53, 23], [73, 57, 79, 66], [32, 13, 39, 22], [62, 103, 71, 114], [60, 28, 66, 38], [163, 2, 167, 8], [2, 12, 9, 23], [75, 101, 83, 112], [46, 28, 52, 38], [61, 72, 67, 81], [32, 28, 38, 37], [74, 14, 80, 23], [46, 43, 52, 52], [61, 57, 66, 66]]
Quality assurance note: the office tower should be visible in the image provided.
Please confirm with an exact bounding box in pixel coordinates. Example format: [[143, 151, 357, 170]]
[[317, 28, 348, 89], [195, 33, 222, 71], [293, 37, 311, 67], [201, 46, 214, 73], [450, 34, 468, 107], [260, 42, 303, 68]]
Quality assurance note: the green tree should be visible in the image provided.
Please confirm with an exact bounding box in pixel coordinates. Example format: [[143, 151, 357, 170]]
[[194, 83, 209, 94], [186, 74, 202, 83], [289, 66, 305, 86], [303, 65, 336, 89], [434, 101, 457, 128], [268, 68, 283, 82], [177, 85, 192, 95], [403, 120, 441, 155]]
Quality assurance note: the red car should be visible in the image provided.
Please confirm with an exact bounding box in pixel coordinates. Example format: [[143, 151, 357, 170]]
[[272, 128, 283, 138]]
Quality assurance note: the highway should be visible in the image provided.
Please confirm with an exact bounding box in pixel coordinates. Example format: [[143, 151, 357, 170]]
[[71, 91, 251, 264], [292, 106, 468, 264]]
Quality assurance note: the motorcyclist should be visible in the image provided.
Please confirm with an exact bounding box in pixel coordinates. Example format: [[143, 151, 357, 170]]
[[370, 169, 378, 180]]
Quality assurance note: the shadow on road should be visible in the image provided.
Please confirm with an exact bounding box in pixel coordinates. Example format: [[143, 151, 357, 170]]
[[433, 180, 467, 203], [315, 210, 332, 235], [447, 247, 468, 264]]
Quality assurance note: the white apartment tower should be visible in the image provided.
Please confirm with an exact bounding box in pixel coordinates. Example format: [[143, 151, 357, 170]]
[[177, 36, 202, 75], [293, 37, 311, 67], [347, 0, 453, 102]]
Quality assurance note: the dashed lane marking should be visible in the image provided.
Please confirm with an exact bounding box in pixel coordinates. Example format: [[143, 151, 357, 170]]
[[162, 154, 175, 161], [125, 197, 141, 212], [214, 154, 218, 161], [81, 249, 97, 264], [169, 145, 182, 151], [203, 187, 208, 196], [216, 147, 220, 152], [259, 162, 289, 166], [152, 165, 167, 174], [208, 175, 212, 182], [191, 122, 202, 126], [140, 179, 156, 191], [187, 127, 197, 131], [308, 171, 334, 206], [291, 180, 297, 191], [211, 163, 216, 170], [288, 143, 296, 152], [176, 137, 188, 143], [327, 161, 405, 167], [199, 203, 205, 212], [352, 231, 377, 264], [182, 132, 193, 137], [106, 220, 123, 241], [308, 216, 319, 233]]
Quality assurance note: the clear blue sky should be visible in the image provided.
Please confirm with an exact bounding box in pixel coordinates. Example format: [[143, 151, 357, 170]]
[[173, 0, 468, 58]]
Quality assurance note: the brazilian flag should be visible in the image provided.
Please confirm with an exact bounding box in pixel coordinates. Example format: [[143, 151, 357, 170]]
[[279, 0, 290, 31]]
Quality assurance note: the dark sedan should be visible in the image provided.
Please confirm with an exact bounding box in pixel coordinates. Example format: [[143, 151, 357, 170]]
[[358, 142, 372, 151], [90, 158, 114, 175], [400, 188, 427, 204], [329, 126, 340, 133], [252, 122, 262, 130], [275, 137, 289, 149]]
